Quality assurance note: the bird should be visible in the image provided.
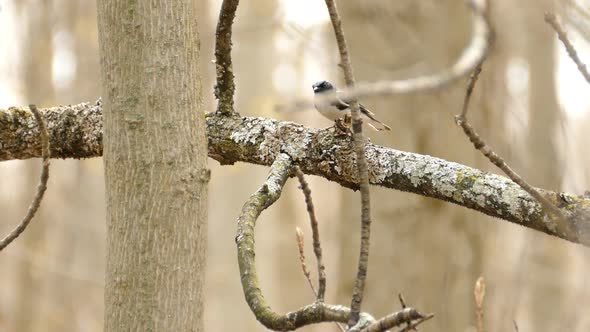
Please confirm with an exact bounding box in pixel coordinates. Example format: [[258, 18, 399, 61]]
[[312, 80, 391, 131]]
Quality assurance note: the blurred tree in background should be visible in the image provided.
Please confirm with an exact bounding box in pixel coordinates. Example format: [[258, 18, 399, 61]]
[[1, 0, 590, 331]]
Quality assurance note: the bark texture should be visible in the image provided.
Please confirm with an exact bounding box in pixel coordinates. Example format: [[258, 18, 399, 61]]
[[96, 1, 208, 331]]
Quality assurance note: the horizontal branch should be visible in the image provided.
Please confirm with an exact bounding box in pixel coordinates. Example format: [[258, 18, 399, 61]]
[[0, 101, 103, 160], [1, 102, 589, 245]]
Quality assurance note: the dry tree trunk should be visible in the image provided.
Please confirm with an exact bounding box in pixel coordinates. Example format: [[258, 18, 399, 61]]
[[96, 1, 208, 330]]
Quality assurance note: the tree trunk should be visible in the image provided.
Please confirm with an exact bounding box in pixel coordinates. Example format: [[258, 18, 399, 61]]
[[96, 1, 208, 331]]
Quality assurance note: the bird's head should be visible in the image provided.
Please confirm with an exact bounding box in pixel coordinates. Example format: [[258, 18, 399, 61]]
[[312, 80, 334, 93]]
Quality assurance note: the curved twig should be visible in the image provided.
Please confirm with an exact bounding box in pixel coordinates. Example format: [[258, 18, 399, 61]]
[[214, 0, 240, 115], [280, 0, 493, 112], [0, 104, 50, 251], [236, 153, 426, 330], [345, 0, 492, 97], [237, 153, 352, 329]]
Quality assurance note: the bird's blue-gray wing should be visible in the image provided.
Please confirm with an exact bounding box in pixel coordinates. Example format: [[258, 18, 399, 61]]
[[330, 98, 350, 110]]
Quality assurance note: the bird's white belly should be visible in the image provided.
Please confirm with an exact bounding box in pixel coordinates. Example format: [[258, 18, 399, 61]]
[[314, 102, 348, 121]]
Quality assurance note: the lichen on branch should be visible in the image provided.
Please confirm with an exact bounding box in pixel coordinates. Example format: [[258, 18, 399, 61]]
[[1, 104, 589, 245]]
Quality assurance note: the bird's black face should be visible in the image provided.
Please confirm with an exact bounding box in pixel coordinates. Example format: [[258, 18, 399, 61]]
[[312, 80, 334, 93]]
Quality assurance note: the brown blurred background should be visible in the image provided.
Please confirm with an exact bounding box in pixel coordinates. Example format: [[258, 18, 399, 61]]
[[1, 0, 590, 331]]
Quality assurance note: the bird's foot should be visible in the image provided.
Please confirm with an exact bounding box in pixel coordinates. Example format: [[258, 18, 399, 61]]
[[334, 118, 352, 136]]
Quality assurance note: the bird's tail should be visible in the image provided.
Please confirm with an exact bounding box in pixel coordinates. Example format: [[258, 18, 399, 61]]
[[367, 121, 391, 131], [359, 105, 391, 131]]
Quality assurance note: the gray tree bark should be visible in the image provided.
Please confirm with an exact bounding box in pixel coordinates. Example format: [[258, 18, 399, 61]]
[[96, 1, 208, 330]]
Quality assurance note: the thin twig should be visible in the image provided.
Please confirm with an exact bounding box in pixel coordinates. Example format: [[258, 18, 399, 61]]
[[323, 0, 373, 326], [295, 167, 326, 301], [335, 322, 347, 332], [455, 65, 577, 240], [214, 0, 240, 115], [294, 178, 345, 332], [460, 66, 483, 119], [0, 104, 50, 251], [295, 227, 318, 297], [513, 320, 519, 332], [398, 294, 407, 309], [474, 277, 485, 332], [545, 12, 590, 85], [396, 314, 434, 332], [397, 294, 414, 332], [559, 0, 590, 42]]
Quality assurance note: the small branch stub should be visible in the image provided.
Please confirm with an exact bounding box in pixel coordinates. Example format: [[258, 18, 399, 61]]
[[295, 226, 317, 297], [474, 277, 485, 332]]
